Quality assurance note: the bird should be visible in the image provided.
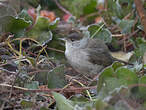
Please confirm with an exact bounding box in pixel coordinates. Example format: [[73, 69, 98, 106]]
[[63, 31, 130, 76]]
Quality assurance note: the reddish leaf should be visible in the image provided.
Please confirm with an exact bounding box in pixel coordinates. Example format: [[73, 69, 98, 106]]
[[63, 14, 72, 22], [40, 10, 56, 22], [27, 8, 37, 21]]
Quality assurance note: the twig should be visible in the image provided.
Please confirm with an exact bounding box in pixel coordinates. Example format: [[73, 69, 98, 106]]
[[128, 83, 146, 89], [0, 83, 96, 93], [28, 69, 50, 75], [8, 70, 20, 99], [47, 47, 64, 53], [112, 34, 123, 37], [22, 47, 37, 56], [53, 0, 72, 15], [0, 67, 17, 74], [134, 0, 146, 34]]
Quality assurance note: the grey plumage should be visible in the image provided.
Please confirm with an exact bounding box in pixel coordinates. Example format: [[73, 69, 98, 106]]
[[64, 32, 114, 75]]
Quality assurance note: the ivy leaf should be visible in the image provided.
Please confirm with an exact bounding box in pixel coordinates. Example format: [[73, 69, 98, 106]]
[[98, 64, 138, 96], [20, 99, 34, 108], [118, 19, 134, 34], [27, 16, 53, 45], [88, 24, 112, 43], [24, 81, 39, 89], [97, 66, 114, 92], [114, 67, 138, 86], [138, 76, 146, 100], [48, 17, 60, 30], [0, 16, 31, 37], [53, 92, 74, 110], [48, 65, 66, 88], [60, 0, 97, 17], [18, 9, 33, 23]]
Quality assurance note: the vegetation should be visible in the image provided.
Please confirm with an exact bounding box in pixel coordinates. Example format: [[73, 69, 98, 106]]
[[0, 0, 146, 109]]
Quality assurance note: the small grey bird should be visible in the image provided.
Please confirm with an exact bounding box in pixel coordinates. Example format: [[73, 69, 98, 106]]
[[63, 32, 128, 75]]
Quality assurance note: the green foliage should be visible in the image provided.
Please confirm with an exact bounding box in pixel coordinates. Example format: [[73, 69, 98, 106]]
[[138, 76, 146, 100], [134, 38, 146, 57], [97, 62, 138, 99], [26, 16, 60, 45], [97, 66, 114, 92], [88, 24, 112, 43], [130, 38, 146, 63], [107, 0, 133, 19], [24, 81, 39, 89], [20, 100, 34, 108], [0, 16, 31, 37], [83, 0, 97, 15], [118, 19, 134, 34], [53, 92, 108, 110], [0, 0, 145, 109], [26, 16, 52, 44], [48, 65, 66, 88], [53, 92, 74, 110], [18, 10, 33, 23], [60, 0, 97, 17]]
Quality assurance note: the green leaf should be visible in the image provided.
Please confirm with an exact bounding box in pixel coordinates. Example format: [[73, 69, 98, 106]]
[[60, 0, 97, 17], [88, 24, 112, 43], [138, 76, 146, 100], [114, 67, 138, 85], [98, 66, 138, 99], [107, 0, 133, 19], [97, 66, 114, 92], [96, 29, 112, 43], [20, 99, 34, 108], [40, 107, 48, 110], [94, 99, 108, 110], [135, 43, 146, 57], [83, 0, 97, 15], [112, 62, 123, 71], [27, 16, 52, 45], [104, 78, 127, 94], [18, 9, 33, 23], [70, 95, 89, 102], [0, 16, 31, 37], [144, 64, 146, 70], [24, 81, 39, 89], [48, 65, 66, 88], [107, 0, 123, 18], [48, 17, 60, 30], [53, 92, 74, 110], [118, 19, 134, 34]]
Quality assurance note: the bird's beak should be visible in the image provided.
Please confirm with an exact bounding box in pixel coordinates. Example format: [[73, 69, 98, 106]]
[[58, 37, 66, 41]]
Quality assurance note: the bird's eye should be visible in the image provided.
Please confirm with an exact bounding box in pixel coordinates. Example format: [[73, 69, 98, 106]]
[[70, 38, 75, 42]]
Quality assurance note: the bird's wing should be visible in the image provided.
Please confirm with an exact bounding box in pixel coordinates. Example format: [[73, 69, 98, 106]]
[[84, 48, 114, 66], [87, 39, 109, 51]]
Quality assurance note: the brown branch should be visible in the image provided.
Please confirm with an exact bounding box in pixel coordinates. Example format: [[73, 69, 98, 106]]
[[47, 47, 64, 53], [128, 83, 146, 88], [0, 83, 96, 93], [53, 0, 72, 15], [134, 0, 146, 34]]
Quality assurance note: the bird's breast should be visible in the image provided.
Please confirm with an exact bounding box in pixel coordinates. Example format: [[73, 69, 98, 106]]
[[65, 49, 103, 74]]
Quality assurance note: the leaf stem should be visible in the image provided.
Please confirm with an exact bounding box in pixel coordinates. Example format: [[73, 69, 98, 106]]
[[91, 24, 105, 38]]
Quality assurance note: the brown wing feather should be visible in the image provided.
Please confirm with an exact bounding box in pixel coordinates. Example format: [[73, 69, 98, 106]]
[[85, 48, 114, 66], [85, 38, 114, 66]]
